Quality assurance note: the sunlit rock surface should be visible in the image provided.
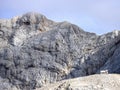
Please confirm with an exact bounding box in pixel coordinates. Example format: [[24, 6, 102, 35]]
[[0, 12, 120, 89]]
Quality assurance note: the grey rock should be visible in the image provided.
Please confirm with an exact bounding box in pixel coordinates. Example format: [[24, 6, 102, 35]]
[[0, 76, 18, 90], [38, 74, 120, 90], [0, 12, 120, 89]]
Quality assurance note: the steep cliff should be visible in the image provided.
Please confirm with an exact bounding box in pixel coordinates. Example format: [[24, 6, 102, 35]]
[[0, 12, 120, 89]]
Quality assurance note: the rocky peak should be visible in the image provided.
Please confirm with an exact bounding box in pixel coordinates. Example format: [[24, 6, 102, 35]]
[[0, 12, 120, 90]]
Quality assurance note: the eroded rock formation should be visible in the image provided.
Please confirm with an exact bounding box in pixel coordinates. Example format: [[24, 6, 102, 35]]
[[0, 12, 120, 89]]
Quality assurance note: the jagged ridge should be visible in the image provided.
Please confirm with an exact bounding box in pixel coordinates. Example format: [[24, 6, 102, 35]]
[[0, 12, 120, 90]]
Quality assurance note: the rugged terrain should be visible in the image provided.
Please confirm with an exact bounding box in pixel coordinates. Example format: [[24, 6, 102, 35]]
[[0, 12, 120, 90], [39, 74, 120, 90]]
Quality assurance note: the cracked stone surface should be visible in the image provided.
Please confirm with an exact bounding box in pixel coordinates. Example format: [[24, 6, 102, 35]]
[[0, 12, 120, 89]]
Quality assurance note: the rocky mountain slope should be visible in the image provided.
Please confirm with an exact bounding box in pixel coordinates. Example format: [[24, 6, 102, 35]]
[[0, 12, 120, 90], [39, 74, 120, 90]]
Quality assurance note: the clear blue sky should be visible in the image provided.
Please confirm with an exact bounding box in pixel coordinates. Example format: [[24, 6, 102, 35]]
[[0, 0, 120, 35]]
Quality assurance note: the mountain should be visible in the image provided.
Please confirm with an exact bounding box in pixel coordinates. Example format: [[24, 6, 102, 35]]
[[0, 12, 120, 90]]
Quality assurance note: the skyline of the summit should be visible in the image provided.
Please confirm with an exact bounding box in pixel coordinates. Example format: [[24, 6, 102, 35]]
[[0, 0, 120, 34]]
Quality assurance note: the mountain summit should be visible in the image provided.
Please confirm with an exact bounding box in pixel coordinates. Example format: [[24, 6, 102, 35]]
[[0, 12, 120, 90]]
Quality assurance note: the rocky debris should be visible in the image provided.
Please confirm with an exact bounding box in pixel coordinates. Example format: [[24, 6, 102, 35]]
[[38, 74, 120, 90], [0, 12, 120, 89]]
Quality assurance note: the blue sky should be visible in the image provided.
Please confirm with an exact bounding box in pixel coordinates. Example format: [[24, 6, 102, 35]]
[[0, 0, 120, 35]]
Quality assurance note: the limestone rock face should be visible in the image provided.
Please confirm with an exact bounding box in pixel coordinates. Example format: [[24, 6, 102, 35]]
[[0, 12, 120, 89]]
